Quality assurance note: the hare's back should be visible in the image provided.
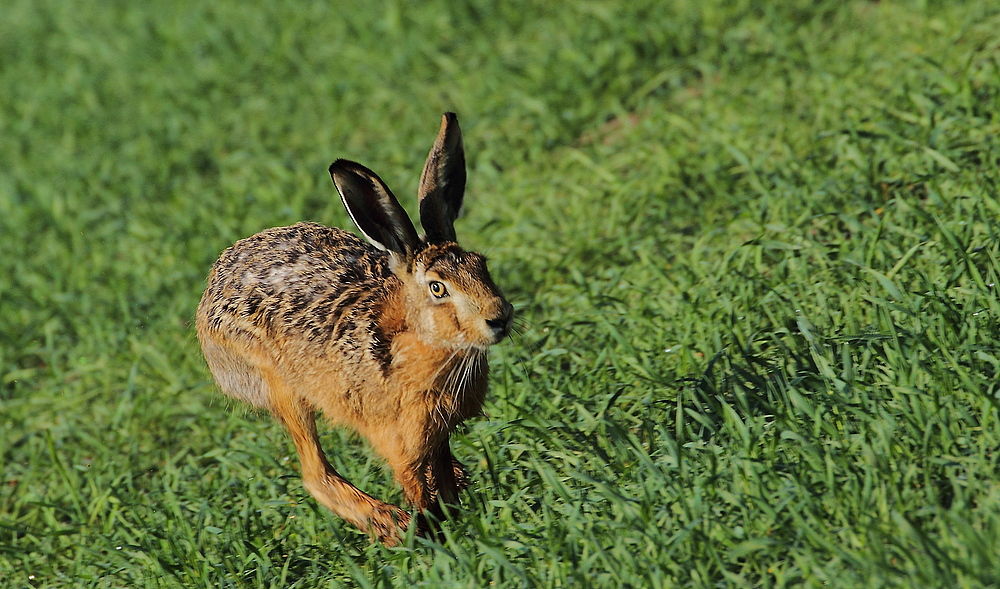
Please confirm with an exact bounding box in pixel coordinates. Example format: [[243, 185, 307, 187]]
[[200, 221, 392, 344]]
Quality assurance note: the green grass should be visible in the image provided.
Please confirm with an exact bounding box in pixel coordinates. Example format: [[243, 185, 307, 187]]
[[2, 0, 1000, 586]]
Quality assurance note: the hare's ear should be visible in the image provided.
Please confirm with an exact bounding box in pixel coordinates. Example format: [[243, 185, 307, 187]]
[[418, 112, 466, 244], [330, 159, 419, 257]]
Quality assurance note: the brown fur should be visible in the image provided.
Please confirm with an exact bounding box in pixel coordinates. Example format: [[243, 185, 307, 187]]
[[195, 114, 511, 545]]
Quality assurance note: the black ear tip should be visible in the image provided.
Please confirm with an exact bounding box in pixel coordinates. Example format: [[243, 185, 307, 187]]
[[442, 112, 460, 129], [330, 159, 375, 181], [329, 158, 354, 174]]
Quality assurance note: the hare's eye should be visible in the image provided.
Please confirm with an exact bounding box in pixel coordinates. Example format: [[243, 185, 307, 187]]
[[428, 281, 449, 298]]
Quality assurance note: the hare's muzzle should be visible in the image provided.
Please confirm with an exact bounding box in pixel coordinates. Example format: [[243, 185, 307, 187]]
[[485, 301, 514, 343]]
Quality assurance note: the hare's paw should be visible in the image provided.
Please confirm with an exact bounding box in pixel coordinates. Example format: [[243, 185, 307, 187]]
[[451, 456, 470, 492], [368, 504, 412, 547]]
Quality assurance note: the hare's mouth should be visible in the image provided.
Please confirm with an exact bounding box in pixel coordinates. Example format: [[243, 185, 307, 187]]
[[483, 302, 514, 344]]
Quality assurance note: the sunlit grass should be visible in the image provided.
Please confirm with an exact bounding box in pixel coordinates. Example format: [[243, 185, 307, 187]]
[[2, 0, 1000, 586]]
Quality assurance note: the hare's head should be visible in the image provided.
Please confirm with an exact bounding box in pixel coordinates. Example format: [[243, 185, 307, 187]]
[[330, 113, 513, 350]]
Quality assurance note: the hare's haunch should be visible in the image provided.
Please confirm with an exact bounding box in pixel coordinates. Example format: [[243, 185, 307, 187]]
[[196, 113, 512, 545]]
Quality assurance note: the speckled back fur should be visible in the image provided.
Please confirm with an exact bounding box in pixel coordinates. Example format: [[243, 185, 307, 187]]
[[202, 224, 393, 374]]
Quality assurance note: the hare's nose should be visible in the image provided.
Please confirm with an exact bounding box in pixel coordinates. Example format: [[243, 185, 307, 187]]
[[486, 302, 514, 339]]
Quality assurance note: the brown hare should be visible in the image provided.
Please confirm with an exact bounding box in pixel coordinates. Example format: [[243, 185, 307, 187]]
[[195, 113, 513, 545]]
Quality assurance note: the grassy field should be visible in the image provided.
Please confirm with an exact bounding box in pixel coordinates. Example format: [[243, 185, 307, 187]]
[[2, 0, 1000, 586]]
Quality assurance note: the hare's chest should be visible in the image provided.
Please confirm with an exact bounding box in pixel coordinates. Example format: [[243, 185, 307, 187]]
[[386, 334, 487, 416]]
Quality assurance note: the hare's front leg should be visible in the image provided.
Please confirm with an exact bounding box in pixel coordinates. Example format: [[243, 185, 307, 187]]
[[426, 443, 466, 509], [381, 441, 463, 527], [448, 449, 470, 492], [264, 374, 411, 545]]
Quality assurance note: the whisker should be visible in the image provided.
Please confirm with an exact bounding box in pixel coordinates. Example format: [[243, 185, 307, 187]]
[[468, 351, 484, 396], [426, 347, 462, 397], [500, 338, 532, 387], [442, 351, 472, 425], [447, 351, 471, 394], [441, 351, 466, 424], [442, 351, 466, 402], [456, 351, 477, 408]]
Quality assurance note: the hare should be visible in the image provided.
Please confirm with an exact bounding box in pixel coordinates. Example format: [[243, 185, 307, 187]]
[[195, 113, 513, 545]]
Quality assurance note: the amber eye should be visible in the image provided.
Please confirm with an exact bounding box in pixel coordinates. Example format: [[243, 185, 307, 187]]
[[429, 281, 448, 298]]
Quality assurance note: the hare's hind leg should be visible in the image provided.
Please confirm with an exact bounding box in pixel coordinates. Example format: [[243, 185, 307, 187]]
[[264, 373, 412, 545]]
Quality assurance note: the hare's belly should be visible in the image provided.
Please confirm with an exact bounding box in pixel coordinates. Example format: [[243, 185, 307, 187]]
[[199, 333, 272, 408]]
